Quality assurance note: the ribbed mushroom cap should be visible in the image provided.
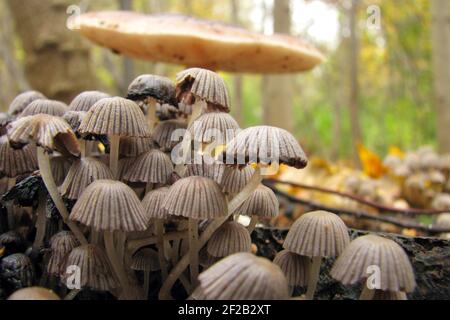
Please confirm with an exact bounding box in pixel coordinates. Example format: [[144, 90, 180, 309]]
[[124, 149, 173, 184], [330, 235, 416, 293], [0, 136, 38, 178], [199, 246, 220, 269], [117, 156, 135, 181], [224, 126, 308, 169], [163, 176, 227, 220], [185, 160, 226, 185], [142, 187, 171, 219], [68, 91, 110, 112], [60, 244, 118, 291], [234, 184, 279, 218], [283, 211, 350, 258], [436, 213, 450, 228], [63, 111, 87, 137], [8, 91, 46, 116], [51, 156, 72, 186], [152, 120, 187, 152], [0, 113, 14, 136], [0, 253, 35, 288], [8, 287, 60, 300], [60, 158, 114, 200], [119, 136, 153, 157], [127, 74, 177, 106], [187, 112, 240, 144], [131, 248, 160, 272], [273, 250, 309, 287], [221, 165, 255, 194], [70, 179, 150, 232], [207, 221, 251, 258], [73, 12, 324, 73], [79, 97, 151, 137], [46, 231, 80, 275], [176, 68, 230, 112], [373, 290, 407, 300], [197, 253, 289, 300], [7, 114, 80, 156], [20, 99, 68, 118]]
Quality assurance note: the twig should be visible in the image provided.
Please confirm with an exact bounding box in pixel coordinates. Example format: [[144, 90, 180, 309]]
[[265, 183, 450, 234], [266, 179, 448, 216]]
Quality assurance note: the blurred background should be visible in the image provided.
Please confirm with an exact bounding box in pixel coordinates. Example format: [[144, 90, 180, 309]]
[[0, 0, 449, 164]]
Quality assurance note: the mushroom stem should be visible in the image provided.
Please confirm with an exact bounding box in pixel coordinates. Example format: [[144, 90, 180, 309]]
[[33, 191, 47, 249], [64, 289, 81, 300], [147, 100, 158, 132], [36, 147, 88, 245], [159, 168, 262, 300], [143, 271, 150, 300], [305, 257, 322, 300], [155, 218, 168, 282], [171, 239, 181, 265], [188, 218, 199, 288], [360, 285, 375, 300], [109, 134, 120, 178], [90, 229, 102, 246], [79, 139, 87, 158], [128, 230, 187, 255], [247, 216, 259, 234], [104, 231, 135, 300]]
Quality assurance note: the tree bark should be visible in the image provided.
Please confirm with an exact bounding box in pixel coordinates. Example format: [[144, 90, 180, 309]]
[[6, 0, 98, 103], [431, 0, 450, 153], [262, 0, 294, 133]]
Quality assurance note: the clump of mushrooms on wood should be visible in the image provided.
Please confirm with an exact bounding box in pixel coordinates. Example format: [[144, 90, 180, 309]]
[[0, 11, 417, 301]]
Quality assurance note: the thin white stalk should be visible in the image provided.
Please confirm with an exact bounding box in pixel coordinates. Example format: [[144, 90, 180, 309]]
[[37, 147, 88, 245], [128, 230, 187, 255], [188, 218, 199, 288], [143, 271, 150, 300], [155, 219, 168, 282], [79, 139, 86, 158], [147, 100, 158, 133], [109, 134, 120, 179], [305, 257, 322, 300]]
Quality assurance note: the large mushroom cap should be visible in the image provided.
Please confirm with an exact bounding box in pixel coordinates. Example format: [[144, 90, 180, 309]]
[[197, 252, 289, 300], [0, 136, 38, 178], [74, 12, 325, 74], [8, 91, 46, 116], [207, 221, 252, 258], [20, 99, 68, 118], [330, 235, 416, 293]]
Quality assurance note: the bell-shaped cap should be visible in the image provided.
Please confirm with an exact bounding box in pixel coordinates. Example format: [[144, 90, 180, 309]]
[[131, 248, 161, 272], [20, 99, 68, 118], [46, 231, 80, 275], [207, 221, 252, 258], [79, 97, 151, 137], [127, 74, 177, 106], [8, 91, 46, 116], [330, 235, 416, 293], [8, 287, 60, 300], [124, 149, 173, 184], [142, 187, 171, 219], [70, 180, 150, 232], [221, 166, 255, 195], [187, 112, 240, 144], [119, 136, 153, 157], [68, 91, 110, 112], [273, 250, 309, 287], [224, 126, 308, 169], [185, 159, 226, 185], [0, 136, 38, 178], [197, 253, 289, 300], [51, 156, 72, 186], [0, 253, 35, 288], [284, 211, 350, 258], [152, 120, 186, 152], [7, 114, 80, 156], [234, 184, 279, 218], [60, 244, 118, 291], [60, 158, 114, 200], [63, 111, 87, 137], [163, 176, 227, 220], [177, 68, 230, 112]]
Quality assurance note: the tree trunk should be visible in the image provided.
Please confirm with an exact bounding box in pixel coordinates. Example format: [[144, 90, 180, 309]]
[[230, 0, 244, 126], [262, 0, 294, 133], [431, 0, 450, 153], [5, 0, 98, 103]]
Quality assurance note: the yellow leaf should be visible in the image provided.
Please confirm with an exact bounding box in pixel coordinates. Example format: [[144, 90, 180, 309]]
[[357, 143, 388, 179]]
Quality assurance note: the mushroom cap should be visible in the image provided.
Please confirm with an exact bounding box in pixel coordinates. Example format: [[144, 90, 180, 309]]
[[187, 112, 240, 144], [207, 221, 252, 258], [127, 74, 177, 106], [436, 213, 450, 228], [117, 156, 135, 181], [283, 211, 350, 258], [46, 231, 80, 275], [234, 184, 279, 218], [79, 97, 151, 137], [273, 250, 309, 287], [63, 111, 87, 137], [68, 91, 111, 112], [8, 91, 46, 116], [163, 176, 227, 220], [20, 99, 68, 118], [60, 158, 114, 200], [0, 136, 38, 178], [7, 114, 80, 156], [124, 149, 174, 184], [197, 252, 289, 300], [119, 136, 153, 157], [51, 156, 72, 186], [74, 12, 324, 74], [185, 159, 226, 185], [330, 235, 416, 293], [131, 248, 160, 272], [142, 187, 171, 219], [221, 165, 255, 195], [176, 68, 230, 111], [152, 120, 186, 152], [8, 287, 60, 300], [0, 253, 35, 289], [373, 290, 407, 300], [199, 246, 220, 269], [70, 179, 150, 232], [60, 244, 118, 291], [0, 113, 14, 135], [224, 126, 308, 169]]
